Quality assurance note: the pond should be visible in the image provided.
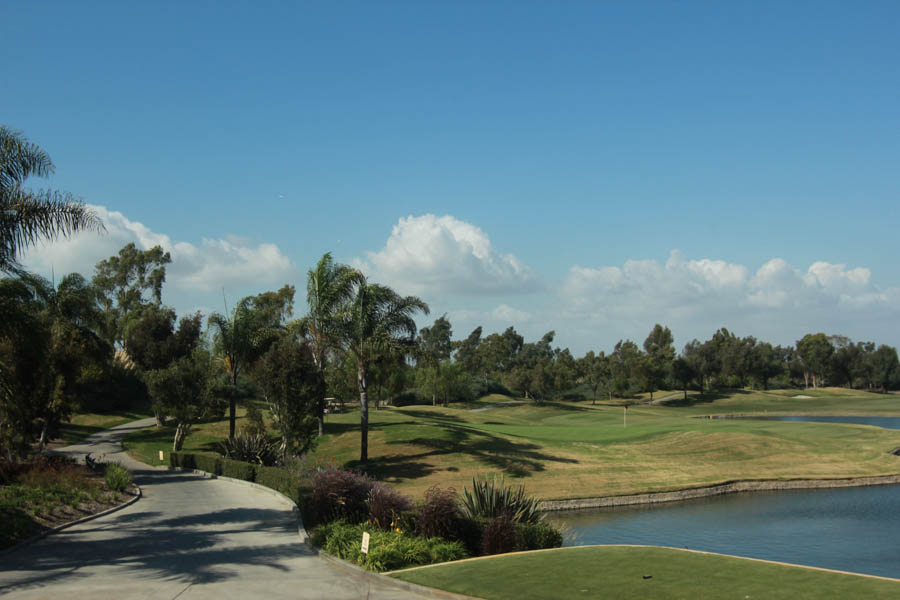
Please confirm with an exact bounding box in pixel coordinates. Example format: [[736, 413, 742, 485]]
[[549, 416, 900, 578]]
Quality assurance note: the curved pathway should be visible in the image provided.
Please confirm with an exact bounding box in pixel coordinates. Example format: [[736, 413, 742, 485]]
[[0, 419, 433, 599]]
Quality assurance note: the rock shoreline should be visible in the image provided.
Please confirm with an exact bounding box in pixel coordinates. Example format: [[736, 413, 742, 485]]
[[539, 474, 900, 512]]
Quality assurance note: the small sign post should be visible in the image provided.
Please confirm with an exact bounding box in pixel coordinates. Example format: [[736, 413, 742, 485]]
[[361, 531, 370, 556], [159, 450, 165, 462], [624, 404, 627, 428]]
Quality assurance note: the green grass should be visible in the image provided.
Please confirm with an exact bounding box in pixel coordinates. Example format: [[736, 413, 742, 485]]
[[122, 388, 900, 502], [122, 404, 265, 465], [391, 546, 900, 599], [313, 388, 900, 500], [57, 410, 151, 446]]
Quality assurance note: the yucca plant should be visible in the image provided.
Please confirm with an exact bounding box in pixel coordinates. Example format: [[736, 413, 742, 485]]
[[460, 476, 543, 524], [217, 432, 279, 466]]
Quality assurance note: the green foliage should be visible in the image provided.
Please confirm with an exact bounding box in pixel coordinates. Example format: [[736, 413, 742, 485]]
[[256, 464, 311, 506], [217, 432, 279, 466], [336, 278, 429, 462], [1, 126, 103, 275], [103, 463, 133, 492], [315, 520, 468, 572], [170, 452, 222, 475], [144, 349, 213, 450], [460, 476, 542, 525], [209, 287, 293, 439], [92, 243, 171, 345], [255, 336, 321, 459], [220, 457, 257, 481], [517, 521, 563, 550]]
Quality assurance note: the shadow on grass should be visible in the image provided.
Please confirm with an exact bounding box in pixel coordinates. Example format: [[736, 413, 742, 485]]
[[354, 423, 579, 482]]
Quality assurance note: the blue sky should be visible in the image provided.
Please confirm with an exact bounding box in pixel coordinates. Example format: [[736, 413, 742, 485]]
[[6, 1, 900, 354]]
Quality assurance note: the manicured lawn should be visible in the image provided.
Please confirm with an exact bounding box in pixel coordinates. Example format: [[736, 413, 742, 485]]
[[122, 404, 264, 465], [314, 389, 900, 500], [391, 546, 900, 599], [56, 410, 151, 446], [122, 389, 900, 501]]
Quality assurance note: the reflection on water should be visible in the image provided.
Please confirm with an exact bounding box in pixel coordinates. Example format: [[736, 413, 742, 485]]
[[549, 416, 900, 578]]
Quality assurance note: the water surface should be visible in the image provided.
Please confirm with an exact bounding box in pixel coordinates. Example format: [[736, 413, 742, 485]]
[[550, 416, 900, 578]]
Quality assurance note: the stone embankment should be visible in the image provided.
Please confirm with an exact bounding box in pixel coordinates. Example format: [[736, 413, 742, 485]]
[[539, 475, 900, 511]]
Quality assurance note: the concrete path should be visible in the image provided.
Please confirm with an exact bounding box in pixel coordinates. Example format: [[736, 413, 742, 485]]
[[0, 419, 433, 599]]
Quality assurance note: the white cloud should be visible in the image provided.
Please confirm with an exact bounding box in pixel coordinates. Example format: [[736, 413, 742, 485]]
[[491, 304, 532, 323], [560, 250, 900, 349], [357, 214, 538, 297], [21, 204, 296, 294]]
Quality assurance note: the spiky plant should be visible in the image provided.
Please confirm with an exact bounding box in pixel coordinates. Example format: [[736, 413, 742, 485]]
[[217, 432, 280, 466], [460, 476, 543, 524]]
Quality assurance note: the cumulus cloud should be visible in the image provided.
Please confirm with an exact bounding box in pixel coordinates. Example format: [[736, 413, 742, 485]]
[[357, 214, 538, 297], [21, 204, 296, 293], [560, 250, 900, 348]]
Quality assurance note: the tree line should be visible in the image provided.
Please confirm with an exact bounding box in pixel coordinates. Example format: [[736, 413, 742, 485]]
[[2, 125, 898, 466]]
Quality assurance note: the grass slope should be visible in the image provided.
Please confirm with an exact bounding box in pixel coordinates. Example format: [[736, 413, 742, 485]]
[[391, 546, 900, 600], [122, 389, 900, 501], [314, 389, 900, 499]]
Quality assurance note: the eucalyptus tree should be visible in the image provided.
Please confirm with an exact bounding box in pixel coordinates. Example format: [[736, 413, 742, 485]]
[[417, 314, 453, 405], [92, 243, 171, 346], [796, 333, 834, 389], [1, 126, 103, 275], [641, 324, 675, 400], [298, 253, 364, 435], [579, 350, 612, 404], [337, 278, 428, 463]]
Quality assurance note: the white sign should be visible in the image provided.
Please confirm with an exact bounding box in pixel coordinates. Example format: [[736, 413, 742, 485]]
[[361, 531, 370, 554], [159, 450, 165, 462]]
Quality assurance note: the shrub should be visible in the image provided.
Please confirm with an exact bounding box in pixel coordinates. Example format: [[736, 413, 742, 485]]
[[417, 485, 463, 539], [217, 433, 279, 466], [256, 465, 311, 505], [104, 464, 133, 492], [517, 521, 563, 550], [481, 515, 518, 555], [366, 483, 413, 530], [220, 458, 257, 482], [469, 379, 512, 398], [308, 468, 374, 526], [460, 476, 542, 524], [315, 521, 468, 572], [391, 391, 428, 407]]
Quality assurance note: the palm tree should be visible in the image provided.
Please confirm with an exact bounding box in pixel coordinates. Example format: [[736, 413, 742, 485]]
[[297, 252, 364, 435], [337, 279, 428, 463], [208, 296, 282, 439], [1, 126, 103, 274]]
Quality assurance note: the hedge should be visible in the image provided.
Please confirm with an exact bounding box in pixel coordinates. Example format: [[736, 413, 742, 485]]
[[169, 452, 312, 509]]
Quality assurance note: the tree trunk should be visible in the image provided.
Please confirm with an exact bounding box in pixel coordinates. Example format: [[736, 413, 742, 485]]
[[173, 422, 192, 451], [315, 350, 326, 437], [358, 361, 369, 464], [38, 419, 50, 452], [229, 371, 238, 439]]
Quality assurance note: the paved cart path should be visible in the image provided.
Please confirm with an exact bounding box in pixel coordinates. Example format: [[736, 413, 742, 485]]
[[0, 419, 434, 600]]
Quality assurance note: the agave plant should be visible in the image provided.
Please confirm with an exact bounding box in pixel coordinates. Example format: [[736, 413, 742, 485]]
[[217, 432, 279, 466], [460, 476, 543, 524]]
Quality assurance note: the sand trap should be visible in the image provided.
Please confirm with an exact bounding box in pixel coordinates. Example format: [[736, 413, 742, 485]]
[[792, 394, 814, 399]]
